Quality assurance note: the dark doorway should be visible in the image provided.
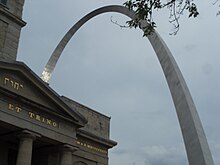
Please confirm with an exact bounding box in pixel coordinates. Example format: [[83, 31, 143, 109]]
[[8, 148, 17, 165]]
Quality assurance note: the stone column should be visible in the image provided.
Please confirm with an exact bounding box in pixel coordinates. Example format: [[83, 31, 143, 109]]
[[16, 130, 39, 165], [59, 144, 78, 165]]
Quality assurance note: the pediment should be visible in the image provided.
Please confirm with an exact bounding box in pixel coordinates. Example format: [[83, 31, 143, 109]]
[[0, 61, 87, 127]]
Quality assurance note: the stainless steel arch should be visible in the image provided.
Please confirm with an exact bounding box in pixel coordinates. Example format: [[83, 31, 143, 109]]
[[41, 5, 137, 82], [41, 5, 214, 165]]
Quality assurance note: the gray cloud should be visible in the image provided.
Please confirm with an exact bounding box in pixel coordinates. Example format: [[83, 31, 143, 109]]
[[142, 145, 187, 165], [110, 144, 187, 165]]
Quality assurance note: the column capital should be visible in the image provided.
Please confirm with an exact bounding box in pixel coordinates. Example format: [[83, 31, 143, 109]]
[[17, 129, 41, 140], [59, 144, 78, 165], [59, 144, 78, 153]]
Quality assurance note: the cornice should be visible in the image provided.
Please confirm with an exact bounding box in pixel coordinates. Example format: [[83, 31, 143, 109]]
[[0, 5, 26, 27], [77, 129, 117, 148]]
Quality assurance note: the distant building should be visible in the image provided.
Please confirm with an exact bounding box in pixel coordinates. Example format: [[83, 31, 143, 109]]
[[0, 1, 117, 165]]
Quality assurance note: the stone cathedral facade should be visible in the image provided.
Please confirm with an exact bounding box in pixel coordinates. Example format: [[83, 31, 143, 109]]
[[0, 0, 116, 165]]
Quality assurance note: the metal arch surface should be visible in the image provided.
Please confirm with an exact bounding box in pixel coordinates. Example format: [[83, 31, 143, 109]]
[[41, 5, 214, 165], [41, 5, 136, 82]]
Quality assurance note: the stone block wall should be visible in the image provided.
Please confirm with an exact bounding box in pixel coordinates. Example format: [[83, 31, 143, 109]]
[[0, 0, 26, 61], [1, 0, 25, 18], [0, 19, 8, 49], [61, 96, 111, 140]]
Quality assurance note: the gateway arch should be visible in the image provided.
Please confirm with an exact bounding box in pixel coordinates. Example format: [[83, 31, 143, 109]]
[[41, 5, 214, 165]]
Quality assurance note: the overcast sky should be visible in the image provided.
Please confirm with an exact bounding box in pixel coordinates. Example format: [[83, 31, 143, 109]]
[[17, 1, 220, 165]]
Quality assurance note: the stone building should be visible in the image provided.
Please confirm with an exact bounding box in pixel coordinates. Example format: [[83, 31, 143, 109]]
[[0, 0, 117, 165]]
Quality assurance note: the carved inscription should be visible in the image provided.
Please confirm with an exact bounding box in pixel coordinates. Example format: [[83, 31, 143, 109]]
[[4, 77, 23, 90], [6, 103, 58, 128], [28, 111, 58, 128], [8, 103, 22, 113], [76, 141, 107, 154]]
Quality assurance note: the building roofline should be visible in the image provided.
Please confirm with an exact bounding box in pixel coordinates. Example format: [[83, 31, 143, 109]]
[[61, 96, 111, 120]]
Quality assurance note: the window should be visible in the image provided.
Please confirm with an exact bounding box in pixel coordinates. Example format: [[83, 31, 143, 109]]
[[0, 0, 7, 5]]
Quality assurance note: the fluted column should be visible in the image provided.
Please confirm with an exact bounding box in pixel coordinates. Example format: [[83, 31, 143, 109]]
[[59, 144, 78, 165], [16, 130, 39, 165]]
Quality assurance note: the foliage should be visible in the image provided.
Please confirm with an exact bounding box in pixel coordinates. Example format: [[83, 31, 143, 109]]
[[213, 0, 220, 16], [123, 0, 199, 36]]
